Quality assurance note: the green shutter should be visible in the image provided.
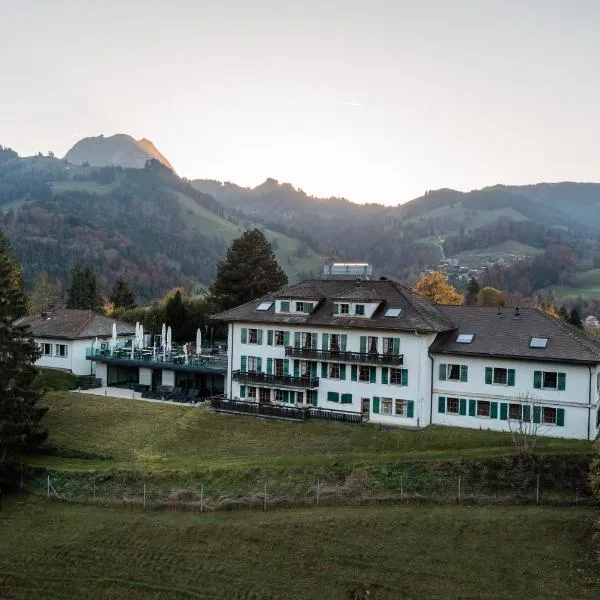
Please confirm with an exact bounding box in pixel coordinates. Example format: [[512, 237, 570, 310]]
[[393, 338, 400, 355], [340, 335, 347, 351], [507, 369, 515, 387], [311, 392, 318, 406], [407, 400, 414, 418], [439, 364, 446, 381], [283, 331, 290, 346], [333, 303, 339, 314], [556, 408, 565, 426], [294, 332, 301, 348], [327, 391, 339, 402], [281, 301, 290, 312], [485, 367, 493, 384], [293, 360, 300, 377], [401, 369, 408, 386], [322, 333, 329, 350], [558, 372, 566, 391], [240, 385, 246, 397], [468, 399, 476, 416], [311, 362, 317, 378], [500, 403, 508, 420], [241, 328, 248, 344], [282, 390, 289, 403], [240, 355, 247, 372], [533, 406, 541, 424], [341, 393, 352, 404], [283, 359, 289, 375], [460, 365, 468, 382], [459, 398, 467, 416], [339, 364, 346, 380], [369, 367, 377, 383], [256, 357, 262, 372], [289, 392, 296, 404], [438, 396, 446, 413], [533, 371, 542, 389], [490, 402, 498, 419], [523, 405, 531, 422], [305, 302, 313, 313], [359, 336, 367, 353], [372, 397, 380, 414], [382, 367, 389, 384], [351, 365, 358, 381], [267, 330, 274, 345], [257, 329, 263, 344], [321, 362, 328, 378], [266, 358, 273, 375]]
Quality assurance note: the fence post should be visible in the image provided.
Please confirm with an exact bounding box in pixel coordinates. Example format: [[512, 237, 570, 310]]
[[458, 476, 461, 503], [536, 474, 540, 504], [143, 483, 146, 508], [400, 475, 403, 502], [200, 484, 204, 513], [316, 479, 320, 505], [93, 473, 96, 504], [47, 474, 50, 497], [264, 482, 267, 511]]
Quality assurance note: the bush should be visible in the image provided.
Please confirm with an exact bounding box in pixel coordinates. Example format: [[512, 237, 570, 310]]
[[31, 368, 77, 391]]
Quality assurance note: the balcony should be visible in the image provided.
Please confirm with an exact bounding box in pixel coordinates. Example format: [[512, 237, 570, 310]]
[[284, 346, 403, 366], [232, 370, 319, 389]]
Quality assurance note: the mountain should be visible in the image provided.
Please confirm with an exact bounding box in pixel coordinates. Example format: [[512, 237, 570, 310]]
[[63, 134, 175, 171]]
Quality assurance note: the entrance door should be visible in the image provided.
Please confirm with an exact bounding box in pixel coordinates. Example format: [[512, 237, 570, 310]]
[[361, 398, 370, 420]]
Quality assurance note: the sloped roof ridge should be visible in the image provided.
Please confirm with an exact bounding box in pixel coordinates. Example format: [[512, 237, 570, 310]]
[[535, 307, 600, 356], [73, 309, 95, 336]]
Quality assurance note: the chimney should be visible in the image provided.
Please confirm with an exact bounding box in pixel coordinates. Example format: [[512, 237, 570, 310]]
[[497, 306, 502, 318], [514, 307, 520, 318]]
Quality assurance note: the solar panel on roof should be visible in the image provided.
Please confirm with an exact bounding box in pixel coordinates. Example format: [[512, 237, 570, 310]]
[[256, 302, 273, 311], [456, 333, 474, 344], [529, 337, 548, 348], [385, 308, 402, 317]]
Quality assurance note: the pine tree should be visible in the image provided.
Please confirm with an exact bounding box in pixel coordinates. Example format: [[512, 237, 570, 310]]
[[165, 290, 189, 342], [0, 234, 47, 497], [109, 277, 136, 310], [67, 267, 102, 311], [211, 229, 288, 311], [29, 272, 60, 314], [569, 307, 583, 329], [464, 277, 480, 305]]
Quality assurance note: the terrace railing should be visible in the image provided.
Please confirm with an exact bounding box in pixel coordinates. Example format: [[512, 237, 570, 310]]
[[85, 348, 228, 370], [232, 370, 319, 389], [285, 346, 403, 366]]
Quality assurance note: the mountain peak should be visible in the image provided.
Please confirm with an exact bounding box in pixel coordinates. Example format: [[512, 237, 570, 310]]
[[63, 133, 174, 171]]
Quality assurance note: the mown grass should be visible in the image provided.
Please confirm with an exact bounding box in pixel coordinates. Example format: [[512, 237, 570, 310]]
[[0, 497, 597, 600], [31, 368, 77, 391], [31, 392, 593, 473]]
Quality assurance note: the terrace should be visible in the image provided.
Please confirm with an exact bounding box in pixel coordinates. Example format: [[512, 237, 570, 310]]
[[232, 370, 319, 389], [285, 346, 403, 366]]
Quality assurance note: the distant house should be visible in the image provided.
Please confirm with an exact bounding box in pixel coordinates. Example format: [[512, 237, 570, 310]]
[[584, 315, 599, 328], [16, 309, 135, 376]]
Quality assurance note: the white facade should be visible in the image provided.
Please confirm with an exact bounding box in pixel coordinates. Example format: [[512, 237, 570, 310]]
[[226, 321, 600, 440], [35, 338, 95, 376]]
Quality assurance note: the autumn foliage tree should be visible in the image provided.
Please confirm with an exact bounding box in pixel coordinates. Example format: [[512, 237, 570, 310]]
[[477, 286, 506, 307], [413, 271, 462, 305]]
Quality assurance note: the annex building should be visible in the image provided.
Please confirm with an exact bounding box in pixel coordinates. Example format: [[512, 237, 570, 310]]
[[215, 275, 600, 440]]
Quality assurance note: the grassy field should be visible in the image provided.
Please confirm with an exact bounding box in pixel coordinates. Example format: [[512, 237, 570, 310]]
[[1, 497, 597, 600], [542, 268, 600, 299], [31, 392, 593, 473]]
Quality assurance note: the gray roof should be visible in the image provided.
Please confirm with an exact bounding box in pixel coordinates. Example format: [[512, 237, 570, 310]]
[[213, 278, 456, 333], [430, 305, 600, 364], [16, 309, 136, 340]]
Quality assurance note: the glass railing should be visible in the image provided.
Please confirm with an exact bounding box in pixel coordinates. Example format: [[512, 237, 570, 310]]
[[85, 348, 228, 369]]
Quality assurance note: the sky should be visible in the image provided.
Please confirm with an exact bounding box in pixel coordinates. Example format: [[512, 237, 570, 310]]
[[2, 0, 600, 205]]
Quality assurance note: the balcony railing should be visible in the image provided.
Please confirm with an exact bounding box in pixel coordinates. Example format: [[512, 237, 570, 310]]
[[85, 348, 228, 371], [285, 346, 403, 366], [232, 370, 319, 389]]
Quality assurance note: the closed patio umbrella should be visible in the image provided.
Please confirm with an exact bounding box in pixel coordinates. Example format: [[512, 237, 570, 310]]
[[161, 323, 166, 351], [166, 326, 172, 353], [196, 329, 202, 355], [139, 324, 144, 348]]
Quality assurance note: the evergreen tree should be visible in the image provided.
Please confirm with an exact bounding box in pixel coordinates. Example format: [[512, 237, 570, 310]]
[[568, 307, 583, 329], [464, 277, 480, 305], [165, 290, 189, 342], [29, 271, 60, 314], [67, 267, 102, 311], [211, 229, 288, 311], [0, 234, 47, 497], [109, 277, 136, 310]]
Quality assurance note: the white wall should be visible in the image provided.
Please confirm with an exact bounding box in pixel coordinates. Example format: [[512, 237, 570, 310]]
[[139, 367, 153, 386], [95, 362, 107, 386], [431, 354, 598, 440], [162, 369, 175, 387]]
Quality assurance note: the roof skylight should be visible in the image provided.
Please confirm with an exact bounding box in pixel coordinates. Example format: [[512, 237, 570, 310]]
[[456, 333, 474, 344], [384, 308, 402, 318], [529, 337, 548, 348], [256, 301, 273, 311]]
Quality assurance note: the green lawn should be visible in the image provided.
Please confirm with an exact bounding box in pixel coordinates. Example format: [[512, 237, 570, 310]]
[[1, 497, 597, 599], [32, 392, 593, 473], [543, 268, 600, 299]]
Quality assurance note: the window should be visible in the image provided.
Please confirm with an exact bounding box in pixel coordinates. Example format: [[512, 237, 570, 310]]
[[42, 343, 52, 356], [296, 391, 304, 404], [296, 302, 305, 312], [395, 399, 407, 416], [247, 356, 259, 372], [302, 332, 313, 348], [275, 330, 285, 346], [509, 403, 522, 420], [55, 344, 68, 357], [477, 400, 491, 417], [542, 407, 557, 425], [257, 301, 273, 311], [456, 333, 474, 344], [542, 371, 557, 389], [274, 359, 284, 376], [247, 386, 257, 399], [381, 397, 393, 415], [248, 329, 258, 344], [359, 365, 370, 382], [383, 337, 393, 354], [300, 360, 311, 377], [447, 364, 460, 381], [259, 388, 271, 403], [529, 337, 548, 348], [446, 397, 460, 414], [330, 334, 340, 352], [385, 308, 402, 318], [280, 301, 290, 312], [355, 304, 365, 316], [368, 336, 378, 353], [275, 389, 284, 403], [329, 363, 340, 379], [340, 303, 349, 314], [389, 368, 408, 386], [493, 368, 507, 385]]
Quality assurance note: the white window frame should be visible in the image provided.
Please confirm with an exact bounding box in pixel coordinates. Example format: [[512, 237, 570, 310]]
[[381, 397, 393, 415], [248, 328, 258, 344], [247, 386, 257, 399], [508, 403, 523, 420], [247, 356, 259, 372], [389, 368, 402, 385], [295, 301, 305, 313], [42, 343, 52, 356], [367, 336, 378, 353], [493, 368, 507, 385], [446, 364, 460, 381], [476, 400, 491, 418], [274, 330, 285, 346], [542, 406, 557, 425], [382, 337, 394, 355], [446, 397, 460, 415], [339, 303, 349, 314], [542, 371, 558, 390], [355, 304, 365, 316], [394, 399, 407, 416], [301, 332, 312, 348], [358, 365, 370, 382], [328, 363, 340, 379]]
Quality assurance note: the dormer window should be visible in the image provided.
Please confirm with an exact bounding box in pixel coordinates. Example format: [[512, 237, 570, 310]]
[[355, 304, 365, 316], [340, 303, 349, 314], [294, 301, 314, 313], [296, 302, 305, 312], [280, 301, 290, 312]]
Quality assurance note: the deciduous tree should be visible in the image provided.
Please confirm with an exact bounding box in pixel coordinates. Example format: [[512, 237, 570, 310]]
[[413, 271, 462, 305], [477, 286, 506, 307], [211, 229, 288, 311], [29, 271, 59, 314]]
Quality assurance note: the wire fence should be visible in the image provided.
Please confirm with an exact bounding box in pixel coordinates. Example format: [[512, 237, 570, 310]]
[[25, 473, 594, 512]]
